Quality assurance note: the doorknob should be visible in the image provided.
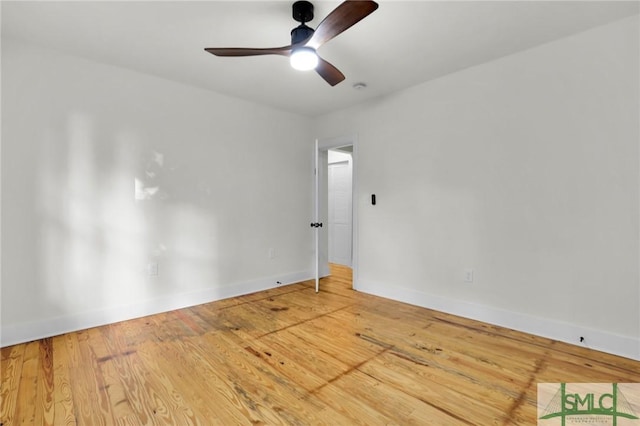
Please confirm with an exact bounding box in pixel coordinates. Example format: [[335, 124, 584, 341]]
[[310, 222, 323, 228]]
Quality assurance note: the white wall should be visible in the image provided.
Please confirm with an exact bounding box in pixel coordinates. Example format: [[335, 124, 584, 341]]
[[313, 16, 640, 360], [328, 150, 352, 165], [1, 39, 314, 346], [3, 16, 639, 360]]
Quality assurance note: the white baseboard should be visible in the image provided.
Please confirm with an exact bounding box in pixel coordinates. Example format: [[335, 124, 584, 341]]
[[0, 270, 313, 347], [355, 279, 640, 361], [7, 272, 636, 361]]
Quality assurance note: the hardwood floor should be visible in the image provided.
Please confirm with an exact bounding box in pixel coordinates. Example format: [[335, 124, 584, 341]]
[[2, 264, 639, 425]]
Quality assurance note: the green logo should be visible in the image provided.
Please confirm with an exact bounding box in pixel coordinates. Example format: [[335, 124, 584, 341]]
[[538, 383, 639, 425]]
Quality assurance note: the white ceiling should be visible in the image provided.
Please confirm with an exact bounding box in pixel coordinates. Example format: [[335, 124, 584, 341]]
[[2, 1, 638, 116]]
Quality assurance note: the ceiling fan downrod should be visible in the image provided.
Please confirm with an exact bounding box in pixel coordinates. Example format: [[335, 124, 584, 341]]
[[291, 1, 315, 44]]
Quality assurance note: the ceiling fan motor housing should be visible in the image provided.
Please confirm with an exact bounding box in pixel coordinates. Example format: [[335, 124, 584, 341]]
[[291, 24, 314, 44]]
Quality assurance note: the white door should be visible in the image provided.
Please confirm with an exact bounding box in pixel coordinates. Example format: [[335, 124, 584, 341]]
[[312, 141, 329, 292], [313, 140, 320, 292], [328, 159, 352, 266]]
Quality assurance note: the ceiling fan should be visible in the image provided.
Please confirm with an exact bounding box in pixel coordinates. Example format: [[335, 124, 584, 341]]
[[204, 0, 379, 86]]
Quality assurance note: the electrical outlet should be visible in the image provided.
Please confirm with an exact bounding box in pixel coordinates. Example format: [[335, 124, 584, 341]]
[[464, 269, 474, 283], [147, 262, 158, 276]]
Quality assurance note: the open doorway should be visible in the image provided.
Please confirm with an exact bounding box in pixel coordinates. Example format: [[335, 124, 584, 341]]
[[328, 147, 353, 267], [314, 135, 357, 291]]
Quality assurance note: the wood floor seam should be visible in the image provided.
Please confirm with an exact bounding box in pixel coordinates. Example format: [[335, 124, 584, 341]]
[[254, 303, 358, 340]]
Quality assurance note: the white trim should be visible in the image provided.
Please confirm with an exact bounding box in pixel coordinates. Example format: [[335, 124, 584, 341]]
[[356, 279, 640, 361], [637, 43, 640, 363], [0, 270, 312, 347], [314, 138, 319, 293], [351, 138, 359, 286]]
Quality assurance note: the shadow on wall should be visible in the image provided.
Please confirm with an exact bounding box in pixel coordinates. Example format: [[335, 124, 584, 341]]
[[32, 111, 221, 322]]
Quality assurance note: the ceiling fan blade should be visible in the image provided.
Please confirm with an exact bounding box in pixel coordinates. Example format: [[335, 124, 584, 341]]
[[315, 57, 345, 86], [205, 46, 292, 57], [306, 0, 379, 50]]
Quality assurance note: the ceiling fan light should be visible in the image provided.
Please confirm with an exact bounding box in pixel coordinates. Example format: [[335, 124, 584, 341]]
[[290, 47, 318, 71]]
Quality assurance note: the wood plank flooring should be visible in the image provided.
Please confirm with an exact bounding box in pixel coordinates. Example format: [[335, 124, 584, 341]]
[[2, 264, 639, 425]]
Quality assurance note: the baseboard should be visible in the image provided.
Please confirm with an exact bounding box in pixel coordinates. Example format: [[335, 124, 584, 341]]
[[0, 270, 313, 347], [355, 279, 640, 361]]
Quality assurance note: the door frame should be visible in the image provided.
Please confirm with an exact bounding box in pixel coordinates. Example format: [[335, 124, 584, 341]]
[[315, 134, 359, 288]]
